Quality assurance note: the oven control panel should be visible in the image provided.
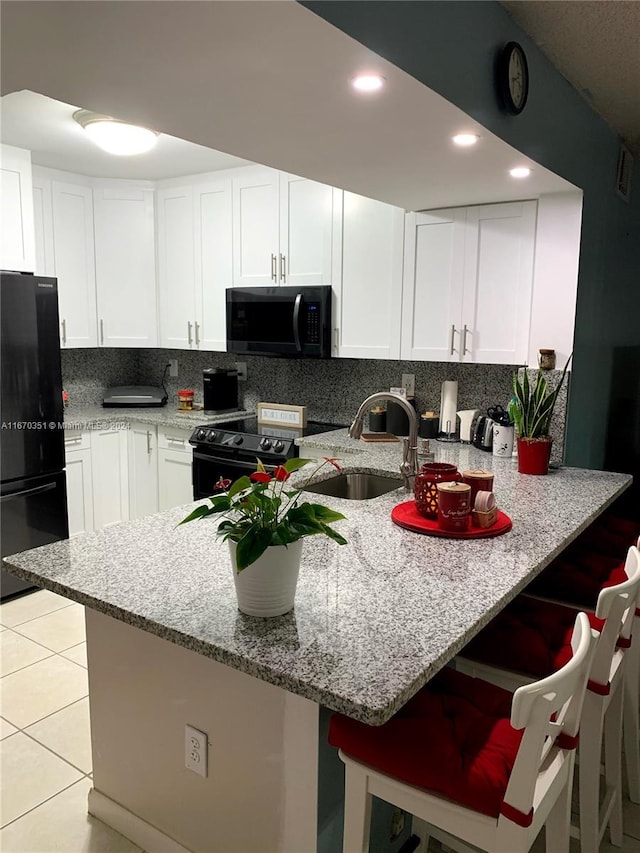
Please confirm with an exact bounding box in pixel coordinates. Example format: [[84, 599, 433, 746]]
[[190, 426, 295, 459]]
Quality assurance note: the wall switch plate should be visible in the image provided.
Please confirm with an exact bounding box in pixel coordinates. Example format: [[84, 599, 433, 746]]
[[168, 359, 179, 378], [185, 724, 208, 777], [235, 362, 247, 382], [401, 374, 415, 397]]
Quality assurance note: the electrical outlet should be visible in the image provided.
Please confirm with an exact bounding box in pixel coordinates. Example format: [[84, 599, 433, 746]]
[[168, 359, 179, 378], [235, 362, 247, 382], [401, 373, 415, 397], [185, 724, 208, 777], [390, 807, 405, 841]]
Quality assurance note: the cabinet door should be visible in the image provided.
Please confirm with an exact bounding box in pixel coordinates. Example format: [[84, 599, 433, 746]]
[[158, 448, 193, 511], [232, 167, 279, 287], [336, 192, 404, 359], [127, 423, 159, 520], [401, 209, 466, 361], [157, 185, 196, 348], [32, 170, 55, 276], [94, 186, 157, 347], [278, 173, 334, 287], [64, 436, 94, 538], [462, 201, 537, 364], [194, 178, 233, 351], [0, 144, 36, 273], [90, 428, 129, 529], [51, 181, 97, 348]]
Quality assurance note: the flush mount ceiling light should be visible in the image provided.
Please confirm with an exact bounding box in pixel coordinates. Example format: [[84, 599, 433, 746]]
[[452, 133, 480, 147], [510, 166, 532, 179], [351, 73, 385, 93], [72, 110, 159, 156]]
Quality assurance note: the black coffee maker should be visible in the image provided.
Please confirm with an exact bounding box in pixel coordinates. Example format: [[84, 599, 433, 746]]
[[203, 368, 238, 414]]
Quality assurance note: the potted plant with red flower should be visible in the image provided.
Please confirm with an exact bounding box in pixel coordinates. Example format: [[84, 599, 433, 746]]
[[180, 457, 347, 616]]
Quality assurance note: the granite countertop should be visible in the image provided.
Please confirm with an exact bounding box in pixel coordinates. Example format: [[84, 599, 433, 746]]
[[62, 404, 252, 432], [3, 433, 631, 725]]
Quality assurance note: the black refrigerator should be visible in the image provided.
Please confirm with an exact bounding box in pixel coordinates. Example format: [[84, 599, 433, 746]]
[[1, 271, 69, 601]]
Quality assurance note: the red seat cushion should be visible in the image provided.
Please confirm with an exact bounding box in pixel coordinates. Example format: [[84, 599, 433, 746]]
[[462, 596, 603, 678], [329, 668, 523, 819]]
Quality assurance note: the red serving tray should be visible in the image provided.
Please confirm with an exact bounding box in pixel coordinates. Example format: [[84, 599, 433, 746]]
[[391, 500, 512, 539]]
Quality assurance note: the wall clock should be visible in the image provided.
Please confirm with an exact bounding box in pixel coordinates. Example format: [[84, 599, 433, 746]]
[[497, 41, 529, 115]]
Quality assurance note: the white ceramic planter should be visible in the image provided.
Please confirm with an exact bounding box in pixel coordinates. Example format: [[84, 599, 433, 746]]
[[228, 539, 303, 617]]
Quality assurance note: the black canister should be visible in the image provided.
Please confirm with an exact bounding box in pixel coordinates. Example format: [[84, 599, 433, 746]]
[[386, 397, 416, 436], [369, 408, 387, 432], [203, 368, 238, 413], [419, 415, 439, 439]]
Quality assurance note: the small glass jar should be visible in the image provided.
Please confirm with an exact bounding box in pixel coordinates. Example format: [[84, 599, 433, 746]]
[[178, 389, 195, 410], [538, 349, 556, 370]]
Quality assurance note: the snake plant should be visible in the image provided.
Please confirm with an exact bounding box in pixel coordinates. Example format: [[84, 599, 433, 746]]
[[509, 355, 572, 439]]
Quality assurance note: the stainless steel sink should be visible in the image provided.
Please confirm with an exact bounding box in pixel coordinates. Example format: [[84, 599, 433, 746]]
[[304, 472, 402, 500]]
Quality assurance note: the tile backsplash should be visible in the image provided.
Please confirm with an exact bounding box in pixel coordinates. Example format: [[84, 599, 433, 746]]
[[61, 349, 569, 463]]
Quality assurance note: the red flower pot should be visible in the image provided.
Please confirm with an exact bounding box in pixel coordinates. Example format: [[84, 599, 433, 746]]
[[517, 437, 553, 475]]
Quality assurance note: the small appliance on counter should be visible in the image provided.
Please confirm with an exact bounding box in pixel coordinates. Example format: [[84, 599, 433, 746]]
[[473, 415, 495, 451], [457, 409, 479, 444], [203, 368, 239, 414], [103, 386, 168, 408]]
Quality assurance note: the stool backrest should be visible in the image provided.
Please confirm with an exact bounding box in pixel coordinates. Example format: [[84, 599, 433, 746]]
[[589, 545, 640, 689], [501, 612, 595, 822]]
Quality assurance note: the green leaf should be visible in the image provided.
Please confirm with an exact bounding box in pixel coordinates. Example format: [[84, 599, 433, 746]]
[[178, 504, 216, 525], [319, 524, 348, 545], [228, 476, 252, 498], [304, 504, 346, 523], [283, 457, 311, 474], [235, 526, 273, 571]]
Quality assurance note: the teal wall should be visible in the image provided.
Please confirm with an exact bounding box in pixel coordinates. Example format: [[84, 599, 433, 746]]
[[303, 0, 640, 483]]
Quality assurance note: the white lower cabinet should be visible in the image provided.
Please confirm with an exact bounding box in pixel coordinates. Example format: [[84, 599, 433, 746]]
[[64, 432, 94, 538], [127, 422, 159, 519], [90, 428, 130, 529], [157, 427, 194, 511]]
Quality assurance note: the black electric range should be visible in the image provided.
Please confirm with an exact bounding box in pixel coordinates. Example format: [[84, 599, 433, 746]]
[[189, 417, 347, 499]]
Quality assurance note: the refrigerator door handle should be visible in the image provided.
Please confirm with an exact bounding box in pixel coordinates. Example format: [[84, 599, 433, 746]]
[[1, 482, 56, 503]]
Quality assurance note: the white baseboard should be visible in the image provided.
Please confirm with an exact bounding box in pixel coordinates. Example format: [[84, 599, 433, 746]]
[[88, 787, 191, 853]]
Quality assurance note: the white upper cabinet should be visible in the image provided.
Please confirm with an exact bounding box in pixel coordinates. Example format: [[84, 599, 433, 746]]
[[335, 191, 404, 359], [158, 177, 233, 351], [232, 166, 335, 287], [94, 184, 157, 347], [32, 170, 55, 276], [1, 144, 36, 273], [194, 177, 233, 351], [157, 185, 196, 348], [50, 178, 98, 348], [402, 201, 537, 365]]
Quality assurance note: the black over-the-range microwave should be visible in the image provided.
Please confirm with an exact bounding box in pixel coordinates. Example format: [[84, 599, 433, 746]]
[[226, 286, 332, 358]]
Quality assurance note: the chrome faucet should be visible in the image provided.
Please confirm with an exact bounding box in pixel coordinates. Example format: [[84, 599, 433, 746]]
[[349, 392, 419, 489]]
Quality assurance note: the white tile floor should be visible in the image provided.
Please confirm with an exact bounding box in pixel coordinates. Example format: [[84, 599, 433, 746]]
[[1, 589, 639, 853]]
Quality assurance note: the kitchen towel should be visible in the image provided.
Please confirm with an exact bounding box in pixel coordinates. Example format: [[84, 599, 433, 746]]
[[439, 381, 458, 435]]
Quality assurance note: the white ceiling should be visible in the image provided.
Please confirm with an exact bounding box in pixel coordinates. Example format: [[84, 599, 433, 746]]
[[503, 0, 640, 156], [0, 1, 576, 209]]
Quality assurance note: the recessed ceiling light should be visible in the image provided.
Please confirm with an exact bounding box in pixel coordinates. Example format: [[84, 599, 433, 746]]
[[73, 110, 159, 156], [510, 166, 532, 179], [351, 74, 385, 93], [452, 133, 479, 147]]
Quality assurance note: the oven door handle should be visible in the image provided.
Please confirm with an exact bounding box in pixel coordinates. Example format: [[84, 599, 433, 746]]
[[292, 292, 302, 352], [193, 451, 280, 472]]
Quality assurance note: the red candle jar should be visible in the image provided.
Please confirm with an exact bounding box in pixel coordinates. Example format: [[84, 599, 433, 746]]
[[437, 482, 471, 532], [414, 462, 461, 519], [461, 469, 494, 510]]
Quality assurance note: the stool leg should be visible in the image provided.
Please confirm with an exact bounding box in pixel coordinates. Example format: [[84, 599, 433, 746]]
[[604, 683, 624, 846], [578, 693, 605, 853], [343, 762, 372, 853], [623, 627, 640, 803], [545, 756, 574, 853]]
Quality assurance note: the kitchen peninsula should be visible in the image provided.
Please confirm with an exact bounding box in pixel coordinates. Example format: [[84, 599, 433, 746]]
[[3, 435, 631, 853]]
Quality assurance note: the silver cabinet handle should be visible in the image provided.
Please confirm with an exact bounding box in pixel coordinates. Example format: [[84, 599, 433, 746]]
[[463, 324, 470, 355], [280, 254, 286, 283], [271, 253, 277, 282], [100, 319, 104, 345], [61, 319, 67, 345], [334, 327, 339, 351], [167, 437, 185, 446], [450, 324, 457, 355], [187, 321, 193, 346], [146, 431, 152, 455], [195, 321, 200, 347], [65, 436, 82, 446]]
